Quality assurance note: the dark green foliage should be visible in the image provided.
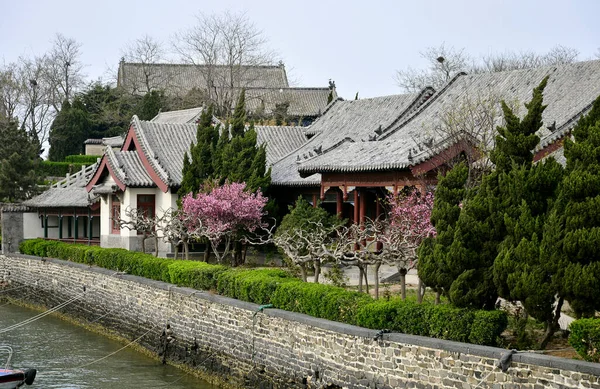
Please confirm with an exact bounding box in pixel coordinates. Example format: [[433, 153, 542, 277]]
[[168, 261, 227, 290], [179, 105, 220, 197], [79, 83, 140, 139], [569, 318, 600, 362], [18, 239, 506, 346], [49, 99, 90, 161], [541, 95, 600, 317], [230, 90, 246, 138], [0, 116, 40, 201], [469, 310, 508, 346], [418, 162, 468, 294], [39, 161, 87, 177], [216, 268, 295, 304], [136, 90, 166, 120], [64, 155, 101, 163], [354, 298, 507, 344], [446, 77, 550, 309], [327, 91, 333, 105]]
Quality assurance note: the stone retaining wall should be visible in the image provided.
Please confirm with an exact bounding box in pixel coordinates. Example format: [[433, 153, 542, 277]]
[[1, 254, 599, 389]]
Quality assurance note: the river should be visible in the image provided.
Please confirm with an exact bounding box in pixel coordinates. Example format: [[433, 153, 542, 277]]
[[0, 302, 219, 389]]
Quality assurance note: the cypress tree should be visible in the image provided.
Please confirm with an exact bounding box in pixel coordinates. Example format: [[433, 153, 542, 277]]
[[0, 116, 40, 201], [179, 105, 219, 197], [230, 89, 246, 138], [136, 90, 166, 120], [48, 98, 90, 161], [446, 77, 549, 309], [541, 95, 600, 319], [418, 162, 468, 301]]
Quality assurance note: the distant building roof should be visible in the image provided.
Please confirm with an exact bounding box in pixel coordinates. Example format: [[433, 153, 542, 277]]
[[297, 60, 600, 176], [117, 62, 289, 96], [245, 87, 335, 118], [84, 136, 124, 148]]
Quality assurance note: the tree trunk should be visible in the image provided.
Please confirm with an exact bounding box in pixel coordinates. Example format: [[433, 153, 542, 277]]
[[203, 244, 210, 262], [299, 264, 307, 282], [154, 236, 159, 257], [539, 296, 565, 350], [358, 266, 364, 293], [363, 265, 369, 294], [141, 234, 146, 254], [399, 268, 407, 300], [184, 242, 189, 260], [374, 262, 381, 300], [435, 290, 441, 305], [417, 278, 424, 304], [314, 260, 321, 284], [174, 244, 180, 260]]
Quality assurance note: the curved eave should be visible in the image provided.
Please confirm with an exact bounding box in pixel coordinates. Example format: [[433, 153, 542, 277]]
[[123, 117, 169, 192], [85, 156, 126, 192]]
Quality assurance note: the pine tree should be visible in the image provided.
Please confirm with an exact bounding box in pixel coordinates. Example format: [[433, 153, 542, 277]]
[[0, 116, 40, 201], [541, 95, 600, 319], [48, 98, 90, 161], [136, 90, 166, 120], [178, 105, 219, 197], [230, 90, 246, 138], [445, 77, 549, 309], [418, 162, 468, 302]]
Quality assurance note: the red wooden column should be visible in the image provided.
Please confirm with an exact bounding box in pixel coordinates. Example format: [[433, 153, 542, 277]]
[[353, 189, 359, 224], [312, 194, 318, 208], [336, 190, 343, 217], [359, 188, 366, 225]]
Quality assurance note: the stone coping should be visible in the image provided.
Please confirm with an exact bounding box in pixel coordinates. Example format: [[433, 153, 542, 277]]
[[10, 253, 600, 377]]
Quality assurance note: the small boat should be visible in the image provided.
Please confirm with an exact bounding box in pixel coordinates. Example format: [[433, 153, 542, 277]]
[[0, 346, 36, 389]]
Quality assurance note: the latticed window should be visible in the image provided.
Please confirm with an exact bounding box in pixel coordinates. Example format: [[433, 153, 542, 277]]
[[111, 195, 120, 234], [137, 194, 155, 218]]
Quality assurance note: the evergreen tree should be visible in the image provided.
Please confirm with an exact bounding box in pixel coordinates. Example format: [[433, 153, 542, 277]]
[[0, 116, 40, 201], [48, 98, 90, 161], [230, 90, 246, 138], [178, 105, 219, 198], [541, 95, 600, 319], [136, 90, 166, 120], [445, 77, 549, 309], [418, 162, 468, 301]]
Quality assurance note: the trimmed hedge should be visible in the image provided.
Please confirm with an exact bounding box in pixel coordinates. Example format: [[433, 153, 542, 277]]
[[65, 155, 101, 164], [40, 161, 87, 178], [569, 318, 600, 362], [19, 239, 507, 345]]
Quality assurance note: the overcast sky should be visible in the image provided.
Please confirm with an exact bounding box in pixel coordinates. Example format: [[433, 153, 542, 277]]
[[2, 0, 599, 99]]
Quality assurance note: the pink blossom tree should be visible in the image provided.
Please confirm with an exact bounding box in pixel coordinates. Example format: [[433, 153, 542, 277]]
[[181, 182, 268, 265], [384, 190, 436, 300]]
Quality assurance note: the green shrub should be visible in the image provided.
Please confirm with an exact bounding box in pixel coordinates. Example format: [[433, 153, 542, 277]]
[[569, 318, 600, 362], [355, 298, 508, 344], [469, 310, 508, 346], [217, 268, 296, 304], [39, 161, 87, 177], [65, 155, 100, 164], [18, 239, 507, 346], [168, 261, 227, 291]]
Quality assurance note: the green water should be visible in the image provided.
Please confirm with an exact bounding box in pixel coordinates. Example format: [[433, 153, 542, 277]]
[[0, 302, 219, 389]]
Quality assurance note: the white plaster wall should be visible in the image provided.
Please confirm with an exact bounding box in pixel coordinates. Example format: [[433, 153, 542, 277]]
[[23, 212, 41, 239]]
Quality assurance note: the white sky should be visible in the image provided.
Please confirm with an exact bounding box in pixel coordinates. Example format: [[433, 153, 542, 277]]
[[2, 0, 599, 99]]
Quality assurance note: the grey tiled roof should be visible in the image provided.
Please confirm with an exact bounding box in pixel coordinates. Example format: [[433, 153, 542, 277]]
[[126, 116, 301, 187], [270, 91, 432, 186], [298, 60, 600, 175], [245, 87, 334, 118], [84, 136, 124, 148], [118, 62, 289, 95], [151, 107, 204, 123], [24, 162, 101, 208], [151, 107, 223, 126], [105, 147, 154, 187], [254, 126, 308, 165]]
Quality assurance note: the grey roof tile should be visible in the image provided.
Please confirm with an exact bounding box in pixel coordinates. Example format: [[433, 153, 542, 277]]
[[298, 60, 600, 175], [105, 147, 154, 187], [254, 126, 308, 165], [118, 62, 289, 95], [245, 87, 334, 118], [270, 91, 432, 186]]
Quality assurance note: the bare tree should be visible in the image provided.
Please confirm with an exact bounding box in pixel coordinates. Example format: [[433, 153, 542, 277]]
[[116, 207, 161, 256], [0, 64, 23, 119], [174, 10, 278, 115], [159, 208, 192, 260], [121, 35, 168, 93], [46, 33, 85, 108], [395, 44, 472, 93], [396, 44, 580, 93]]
